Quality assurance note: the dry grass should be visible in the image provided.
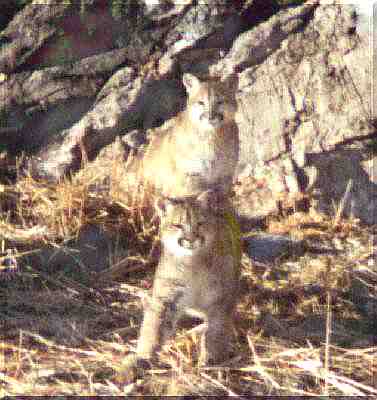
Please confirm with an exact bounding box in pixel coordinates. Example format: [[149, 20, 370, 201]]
[[0, 154, 376, 396]]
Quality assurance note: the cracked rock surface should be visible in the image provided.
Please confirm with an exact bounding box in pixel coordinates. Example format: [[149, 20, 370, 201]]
[[0, 1, 375, 223]]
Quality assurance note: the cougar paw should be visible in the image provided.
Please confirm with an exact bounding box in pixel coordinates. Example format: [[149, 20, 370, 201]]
[[117, 354, 152, 385]]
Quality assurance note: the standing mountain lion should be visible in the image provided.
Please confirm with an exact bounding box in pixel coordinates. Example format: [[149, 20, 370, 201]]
[[122, 189, 241, 379], [130, 73, 239, 198]]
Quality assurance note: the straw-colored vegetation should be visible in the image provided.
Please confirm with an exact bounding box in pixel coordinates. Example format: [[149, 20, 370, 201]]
[[0, 153, 376, 396]]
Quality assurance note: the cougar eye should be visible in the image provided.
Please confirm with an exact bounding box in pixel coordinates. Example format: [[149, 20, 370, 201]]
[[197, 101, 205, 106]]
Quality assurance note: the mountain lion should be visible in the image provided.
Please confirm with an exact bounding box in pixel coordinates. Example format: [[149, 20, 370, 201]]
[[127, 73, 239, 199], [122, 190, 241, 379]]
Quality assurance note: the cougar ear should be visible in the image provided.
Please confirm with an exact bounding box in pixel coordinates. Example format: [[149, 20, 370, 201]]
[[182, 73, 201, 94]]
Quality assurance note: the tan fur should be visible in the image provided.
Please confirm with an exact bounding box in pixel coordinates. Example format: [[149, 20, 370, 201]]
[[130, 74, 239, 199], [123, 190, 241, 375]]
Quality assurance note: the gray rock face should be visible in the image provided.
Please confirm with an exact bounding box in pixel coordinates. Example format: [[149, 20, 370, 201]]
[[26, 223, 128, 275], [1, 2, 376, 224], [244, 233, 304, 264], [0, 1, 242, 182], [0, 1, 71, 73], [306, 150, 377, 224], [230, 3, 375, 223]]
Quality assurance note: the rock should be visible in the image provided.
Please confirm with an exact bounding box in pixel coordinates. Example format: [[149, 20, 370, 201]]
[[163, 1, 238, 50], [157, 2, 243, 76], [28, 73, 186, 181], [26, 67, 136, 180], [234, 172, 280, 220], [25, 223, 128, 276], [228, 3, 374, 223], [121, 78, 187, 131], [305, 149, 377, 224], [351, 274, 377, 321], [244, 233, 304, 264], [213, 2, 318, 76], [0, 1, 72, 74], [0, 53, 135, 167]]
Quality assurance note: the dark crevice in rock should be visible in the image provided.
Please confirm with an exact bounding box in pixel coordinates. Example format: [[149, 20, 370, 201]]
[[241, 0, 280, 32], [281, 89, 309, 193], [0, 2, 28, 32], [291, 157, 309, 192]]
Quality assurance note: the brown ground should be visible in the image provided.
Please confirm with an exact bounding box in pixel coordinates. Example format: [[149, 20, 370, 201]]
[[0, 155, 376, 396]]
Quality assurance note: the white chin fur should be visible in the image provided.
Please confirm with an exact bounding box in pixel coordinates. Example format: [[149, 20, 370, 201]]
[[190, 105, 204, 122], [163, 234, 196, 257], [190, 107, 216, 129]]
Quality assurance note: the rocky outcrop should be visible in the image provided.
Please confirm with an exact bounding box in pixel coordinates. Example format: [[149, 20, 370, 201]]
[[230, 2, 375, 223], [0, 0, 246, 180], [0, 1, 376, 223]]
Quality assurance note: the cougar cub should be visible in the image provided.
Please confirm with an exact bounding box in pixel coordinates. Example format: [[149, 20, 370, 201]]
[[138, 73, 239, 198], [123, 190, 241, 377]]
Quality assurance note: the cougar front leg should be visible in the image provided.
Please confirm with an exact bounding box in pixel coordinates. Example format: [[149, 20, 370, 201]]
[[199, 306, 235, 366], [122, 294, 179, 383], [136, 301, 168, 359], [136, 287, 184, 360]]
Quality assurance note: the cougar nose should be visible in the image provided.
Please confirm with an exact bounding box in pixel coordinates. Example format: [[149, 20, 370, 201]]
[[211, 114, 223, 122]]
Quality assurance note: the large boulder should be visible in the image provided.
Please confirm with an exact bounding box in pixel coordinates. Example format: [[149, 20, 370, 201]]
[[226, 2, 375, 223]]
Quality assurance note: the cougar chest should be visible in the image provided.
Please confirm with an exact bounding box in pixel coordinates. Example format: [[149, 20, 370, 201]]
[[176, 127, 227, 181]]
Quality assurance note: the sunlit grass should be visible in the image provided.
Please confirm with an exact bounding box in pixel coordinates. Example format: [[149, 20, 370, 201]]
[[0, 153, 376, 396]]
